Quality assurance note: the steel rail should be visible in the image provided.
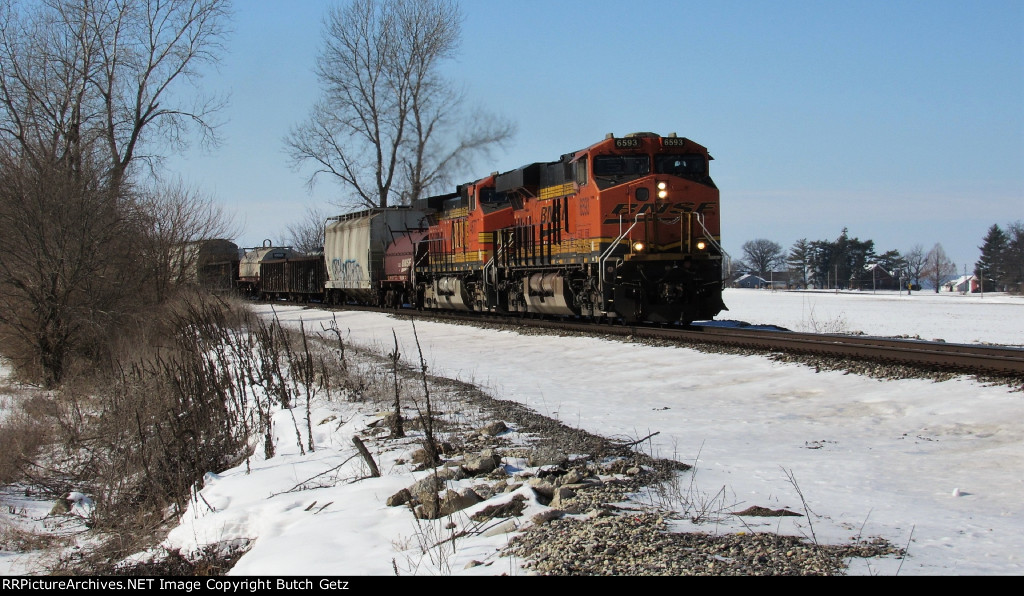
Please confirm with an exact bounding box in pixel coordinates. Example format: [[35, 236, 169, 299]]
[[269, 301, 1024, 377], [394, 309, 1024, 377]]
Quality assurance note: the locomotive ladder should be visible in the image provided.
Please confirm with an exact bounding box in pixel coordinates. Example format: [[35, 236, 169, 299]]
[[482, 239, 511, 311]]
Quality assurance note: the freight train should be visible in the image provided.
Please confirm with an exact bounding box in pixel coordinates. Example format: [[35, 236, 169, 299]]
[[237, 132, 726, 324]]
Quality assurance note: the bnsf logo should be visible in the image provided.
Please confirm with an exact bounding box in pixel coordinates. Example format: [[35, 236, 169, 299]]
[[603, 201, 716, 224]]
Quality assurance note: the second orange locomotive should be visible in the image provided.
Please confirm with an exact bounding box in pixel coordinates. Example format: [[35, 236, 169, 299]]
[[414, 132, 726, 324]]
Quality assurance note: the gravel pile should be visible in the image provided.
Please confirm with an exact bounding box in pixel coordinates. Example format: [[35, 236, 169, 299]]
[[506, 512, 900, 576], [440, 372, 904, 576]]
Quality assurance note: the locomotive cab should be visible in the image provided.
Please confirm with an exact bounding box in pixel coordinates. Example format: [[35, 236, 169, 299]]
[[584, 134, 726, 323]]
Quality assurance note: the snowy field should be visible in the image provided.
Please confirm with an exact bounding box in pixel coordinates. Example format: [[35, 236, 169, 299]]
[[712, 288, 1024, 346], [2, 288, 1023, 576]]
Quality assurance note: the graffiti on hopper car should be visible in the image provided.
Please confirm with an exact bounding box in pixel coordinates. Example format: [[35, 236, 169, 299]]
[[331, 259, 365, 288]]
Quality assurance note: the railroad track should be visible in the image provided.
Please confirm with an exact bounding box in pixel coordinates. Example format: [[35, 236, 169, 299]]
[[272, 301, 1024, 379], [691, 325, 1024, 376]]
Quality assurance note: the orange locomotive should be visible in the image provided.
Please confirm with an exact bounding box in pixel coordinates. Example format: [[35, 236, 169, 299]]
[[415, 132, 726, 324]]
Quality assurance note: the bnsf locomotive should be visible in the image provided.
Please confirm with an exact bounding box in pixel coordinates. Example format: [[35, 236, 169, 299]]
[[243, 132, 726, 325]]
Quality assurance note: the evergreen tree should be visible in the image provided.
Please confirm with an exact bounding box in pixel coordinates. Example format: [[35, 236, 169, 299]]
[[975, 224, 1008, 292], [787, 238, 811, 288], [844, 236, 876, 289], [1004, 222, 1024, 293], [806, 239, 833, 288], [875, 249, 906, 276]]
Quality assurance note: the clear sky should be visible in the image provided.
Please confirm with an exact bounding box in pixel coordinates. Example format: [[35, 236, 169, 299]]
[[165, 0, 1023, 270]]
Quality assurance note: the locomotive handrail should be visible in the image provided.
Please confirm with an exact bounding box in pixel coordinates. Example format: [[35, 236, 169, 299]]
[[693, 212, 725, 257], [598, 213, 645, 308]]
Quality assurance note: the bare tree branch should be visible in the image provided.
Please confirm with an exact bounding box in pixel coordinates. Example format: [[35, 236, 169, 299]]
[[285, 0, 514, 209]]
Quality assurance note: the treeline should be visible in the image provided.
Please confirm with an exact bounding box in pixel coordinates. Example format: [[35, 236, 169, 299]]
[[738, 223, 1024, 293]]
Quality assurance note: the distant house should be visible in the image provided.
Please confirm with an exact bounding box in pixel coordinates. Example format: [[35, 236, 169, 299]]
[[945, 275, 979, 293], [734, 273, 769, 289], [853, 264, 900, 291]]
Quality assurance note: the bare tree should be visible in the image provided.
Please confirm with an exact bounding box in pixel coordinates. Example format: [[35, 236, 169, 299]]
[[284, 205, 328, 254], [741, 238, 785, 279], [903, 244, 927, 288], [0, 150, 137, 386], [0, 0, 230, 190], [135, 179, 238, 300], [286, 0, 514, 209], [923, 243, 956, 293]]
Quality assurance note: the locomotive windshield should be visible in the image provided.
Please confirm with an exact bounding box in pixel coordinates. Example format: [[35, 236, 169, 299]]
[[593, 155, 650, 177], [655, 154, 706, 176]]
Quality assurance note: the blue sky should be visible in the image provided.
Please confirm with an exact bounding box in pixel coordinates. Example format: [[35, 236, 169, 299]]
[[166, 0, 1023, 270]]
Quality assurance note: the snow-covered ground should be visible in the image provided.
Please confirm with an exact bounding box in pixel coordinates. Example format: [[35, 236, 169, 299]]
[[713, 288, 1024, 346], [3, 288, 1023, 576]]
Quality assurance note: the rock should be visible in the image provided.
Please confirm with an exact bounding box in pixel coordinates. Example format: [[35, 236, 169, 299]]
[[526, 478, 556, 500], [531, 509, 564, 525], [463, 448, 502, 476], [439, 488, 482, 517], [482, 519, 519, 537], [436, 465, 467, 481], [409, 474, 445, 504], [480, 421, 508, 436], [471, 494, 527, 521], [528, 449, 568, 468], [549, 486, 576, 509], [386, 488, 412, 507]]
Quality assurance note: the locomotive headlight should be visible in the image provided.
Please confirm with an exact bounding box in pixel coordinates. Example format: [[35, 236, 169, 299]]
[[658, 189, 668, 199], [696, 240, 707, 250], [632, 241, 645, 252], [657, 181, 668, 199], [657, 181, 667, 190]]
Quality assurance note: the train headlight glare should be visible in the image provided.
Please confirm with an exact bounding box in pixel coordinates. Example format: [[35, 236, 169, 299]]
[[633, 242, 645, 252], [658, 190, 668, 199], [696, 241, 707, 250], [657, 181, 667, 190]]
